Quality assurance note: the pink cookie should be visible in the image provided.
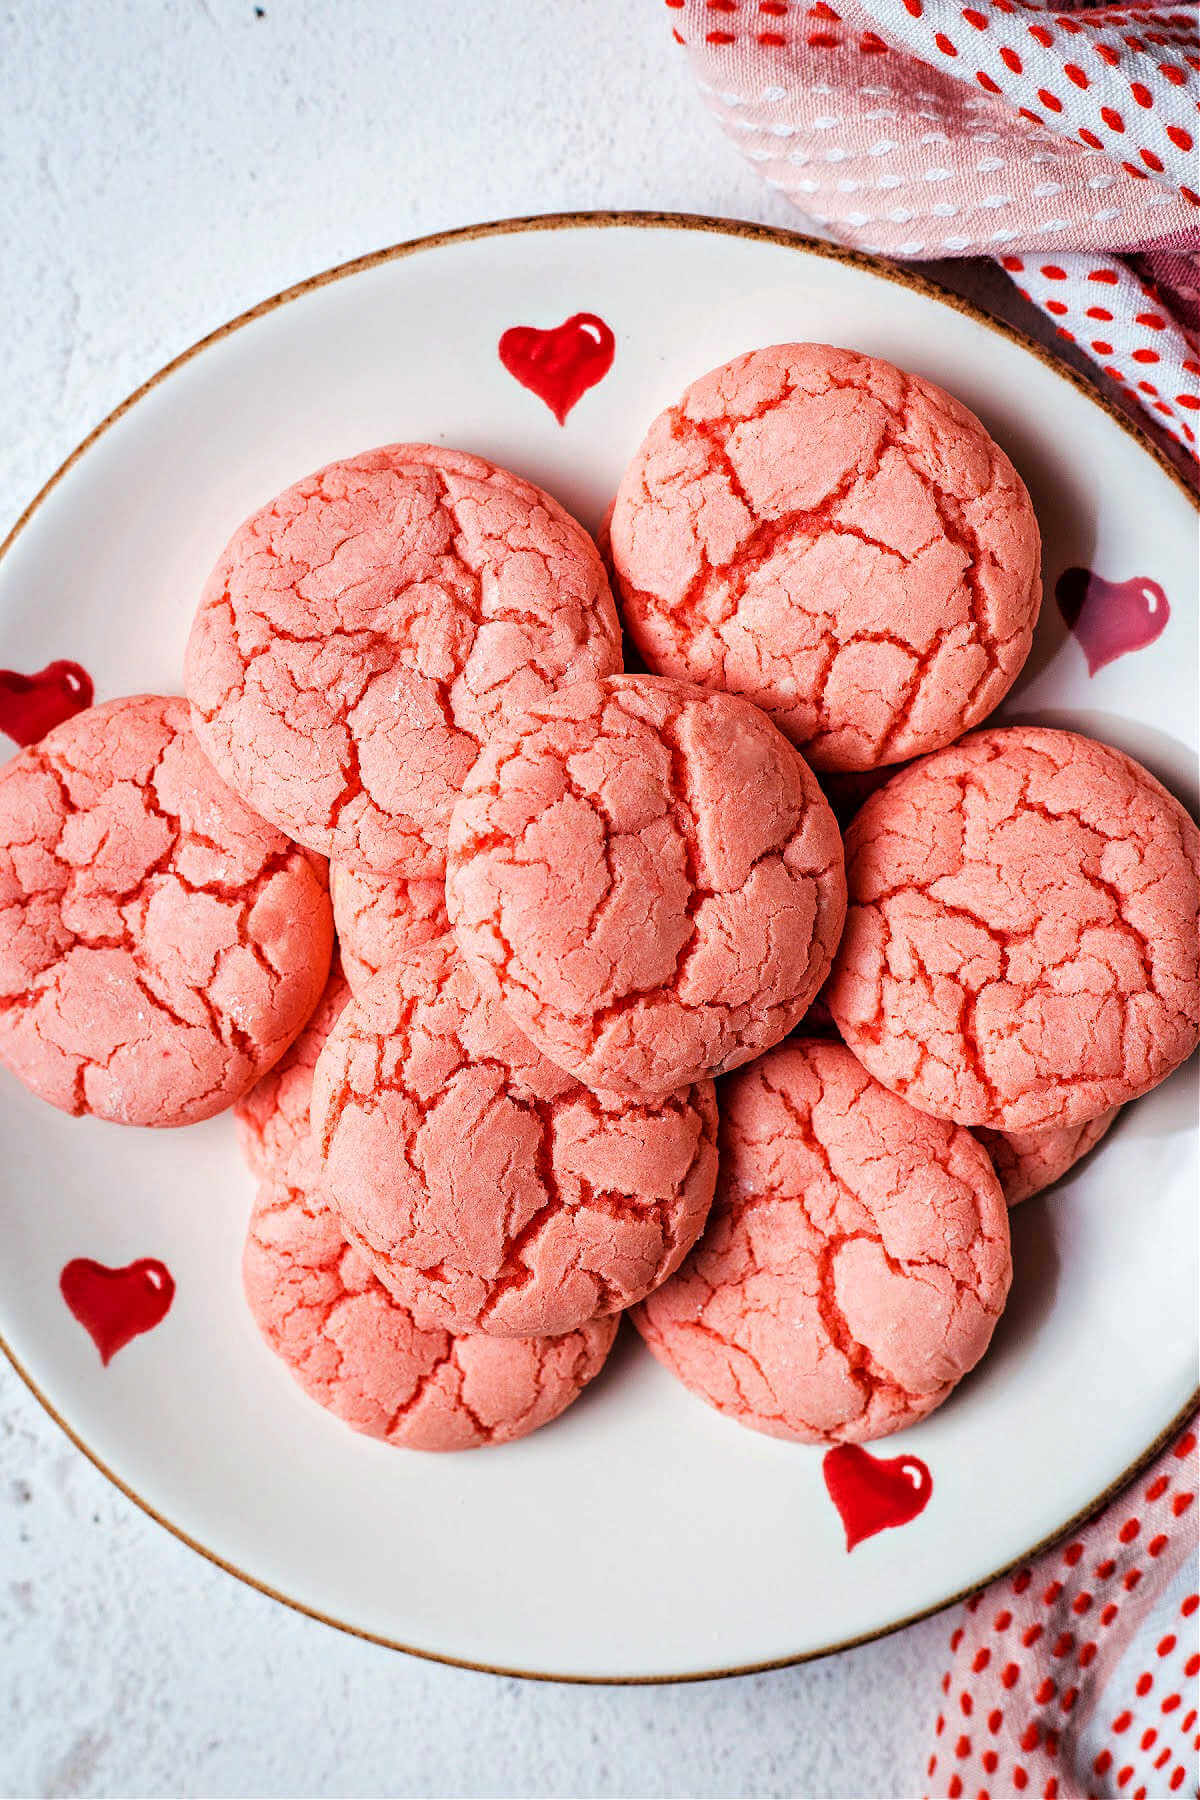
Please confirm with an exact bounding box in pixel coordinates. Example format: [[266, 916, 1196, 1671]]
[[237, 968, 616, 1452], [0, 694, 333, 1127], [310, 934, 719, 1338], [608, 343, 1041, 772], [245, 1183, 618, 1453], [976, 1109, 1118, 1208], [330, 863, 448, 996], [186, 445, 622, 877], [236, 960, 351, 1186], [826, 726, 1200, 1130], [634, 1038, 1011, 1444], [446, 674, 846, 1099]]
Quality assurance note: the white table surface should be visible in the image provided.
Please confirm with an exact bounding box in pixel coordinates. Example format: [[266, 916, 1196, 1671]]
[[1, 3, 1015, 1794]]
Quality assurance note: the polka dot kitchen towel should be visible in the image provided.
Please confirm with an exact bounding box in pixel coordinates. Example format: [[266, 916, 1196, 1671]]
[[927, 1419, 1198, 1800], [665, 0, 1200, 462]]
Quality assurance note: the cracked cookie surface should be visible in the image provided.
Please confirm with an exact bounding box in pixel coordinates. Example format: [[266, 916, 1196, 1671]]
[[633, 1037, 1011, 1444], [310, 934, 719, 1338], [446, 674, 846, 1099], [608, 343, 1041, 772], [236, 957, 351, 1186], [976, 1109, 1118, 1208], [237, 965, 616, 1451], [185, 444, 622, 877], [0, 693, 333, 1126], [826, 726, 1200, 1130], [330, 863, 448, 996]]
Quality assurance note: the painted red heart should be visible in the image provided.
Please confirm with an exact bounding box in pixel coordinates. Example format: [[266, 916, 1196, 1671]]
[[60, 1257, 175, 1365], [0, 661, 93, 747], [1055, 567, 1170, 676], [823, 1443, 933, 1551], [498, 312, 615, 425]]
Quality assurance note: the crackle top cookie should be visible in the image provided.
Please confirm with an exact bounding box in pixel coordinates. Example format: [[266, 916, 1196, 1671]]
[[237, 961, 616, 1451], [976, 1111, 1118, 1208], [826, 726, 1200, 1130], [330, 863, 448, 997], [246, 1178, 620, 1453], [447, 674, 846, 1099], [609, 343, 1041, 772], [311, 934, 719, 1339], [634, 1038, 1011, 1444], [186, 444, 621, 877], [0, 694, 333, 1127]]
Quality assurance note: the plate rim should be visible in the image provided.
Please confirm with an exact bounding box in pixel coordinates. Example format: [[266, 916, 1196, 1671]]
[[1, 208, 1196, 1685]]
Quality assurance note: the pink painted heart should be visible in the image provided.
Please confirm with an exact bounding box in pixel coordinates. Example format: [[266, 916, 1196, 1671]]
[[1055, 567, 1170, 676], [823, 1443, 933, 1551], [498, 312, 615, 424], [0, 661, 93, 747], [60, 1257, 175, 1365]]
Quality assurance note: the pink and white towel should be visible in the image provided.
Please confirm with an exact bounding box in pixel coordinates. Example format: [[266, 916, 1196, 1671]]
[[929, 1419, 1198, 1800], [666, 0, 1200, 460]]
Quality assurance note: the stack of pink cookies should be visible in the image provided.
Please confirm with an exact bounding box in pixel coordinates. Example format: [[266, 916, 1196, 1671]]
[[1, 346, 1196, 1454]]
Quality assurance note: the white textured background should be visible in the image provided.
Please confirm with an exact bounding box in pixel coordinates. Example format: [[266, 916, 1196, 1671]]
[[0, 3, 1044, 1795]]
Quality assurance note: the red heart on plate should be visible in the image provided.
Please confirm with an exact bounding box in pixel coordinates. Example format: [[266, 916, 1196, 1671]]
[[823, 1443, 933, 1551], [0, 660, 93, 747], [1055, 567, 1170, 676], [498, 312, 615, 424], [60, 1258, 175, 1365]]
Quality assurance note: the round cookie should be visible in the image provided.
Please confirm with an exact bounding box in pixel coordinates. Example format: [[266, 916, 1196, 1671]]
[[608, 343, 1041, 772], [633, 1038, 1011, 1444], [446, 674, 846, 1099], [237, 964, 617, 1452], [330, 863, 448, 996], [310, 934, 719, 1338], [0, 694, 333, 1127], [826, 726, 1200, 1130], [186, 444, 622, 877], [245, 1183, 619, 1453], [976, 1109, 1118, 1208], [236, 960, 351, 1186]]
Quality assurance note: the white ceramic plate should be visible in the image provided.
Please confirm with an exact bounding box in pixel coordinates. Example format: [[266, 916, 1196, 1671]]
[[1, 215, 1196, 1682]]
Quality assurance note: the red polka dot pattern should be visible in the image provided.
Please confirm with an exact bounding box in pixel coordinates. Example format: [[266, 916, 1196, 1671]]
[[843, 0, 1200, 211], [668, 0, 1200, 464], [924, 1420, 1198, 1800], [1015, 253, 1200, 455]]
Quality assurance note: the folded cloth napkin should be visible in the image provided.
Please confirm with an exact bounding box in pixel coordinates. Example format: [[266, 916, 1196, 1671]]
[[666, 0, 1200, 461], [928, 1417, 1198, 1800]]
